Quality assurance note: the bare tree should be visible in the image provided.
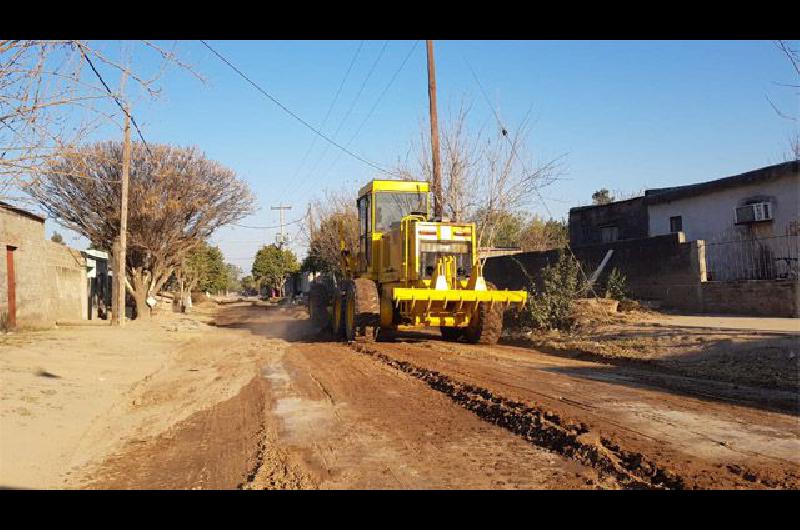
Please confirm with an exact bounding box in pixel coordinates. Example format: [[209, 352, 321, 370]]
[[394, 98, 561, 253], [29, 141, 254, 318], [0, 40, 202, 200], [300, 190, 359, 278], [769, 40, 799, 161]]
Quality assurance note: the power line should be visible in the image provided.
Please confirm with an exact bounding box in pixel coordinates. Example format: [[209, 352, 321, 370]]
[[462, 51, 506, 136], [77, 43, 152, 157], [232, 212, 308, 230], [462, 51, 605, 302], [285, 42, 364, 188], [282, 41, 364, 198], [297, 41, 391, 198], [326, 40, 421, 175], [201, 40, 393, 177]]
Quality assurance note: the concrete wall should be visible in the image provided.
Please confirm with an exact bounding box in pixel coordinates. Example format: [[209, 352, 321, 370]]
[[648, 173, 799, 242], [569, 197, 649, 247], [1, 205, 87, 327], [485, 233, 706, 311], [486, 232, 798, 317], [46, 242, 88, 322]]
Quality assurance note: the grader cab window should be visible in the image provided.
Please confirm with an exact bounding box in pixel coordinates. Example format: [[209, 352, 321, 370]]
[[374, 192, 427, 232], [357, 195, 371, 266]]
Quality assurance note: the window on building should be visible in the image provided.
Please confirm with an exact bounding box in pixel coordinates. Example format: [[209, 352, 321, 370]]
[[600, 225, 618, 243], [669, 215, 683, 233]]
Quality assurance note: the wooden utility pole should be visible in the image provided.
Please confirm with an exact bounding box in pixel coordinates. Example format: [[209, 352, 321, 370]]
[[426, 40, 443, 219], [113, 107, 131, 326], [271, 204, 292, 248]]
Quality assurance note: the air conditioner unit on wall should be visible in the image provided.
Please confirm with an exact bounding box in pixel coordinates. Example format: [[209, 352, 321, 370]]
[[735, 202, 773, 224]]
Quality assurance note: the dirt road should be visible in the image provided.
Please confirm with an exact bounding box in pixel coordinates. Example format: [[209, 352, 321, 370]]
[[3, 302, 797, 489]]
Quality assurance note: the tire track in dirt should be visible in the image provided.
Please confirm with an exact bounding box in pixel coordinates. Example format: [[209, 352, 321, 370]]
[[351, 341, 676, 489], [84, 375, 312, 490], [350, 339, 800, 489]]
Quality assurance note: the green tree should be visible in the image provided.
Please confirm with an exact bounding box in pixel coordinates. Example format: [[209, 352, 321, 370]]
[[240, 275, 258, 295], [224, 263, 242, 293], [474, 208, 526, 248], [173, 242, 229, 307], [50, 231, 66, 245], [591, 188, 614, 206], [518, 217, 568, 251], [252, 244, 299, 294]]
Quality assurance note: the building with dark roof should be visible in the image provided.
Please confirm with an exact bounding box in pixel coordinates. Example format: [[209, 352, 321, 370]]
[[570, 161, 798, 245]]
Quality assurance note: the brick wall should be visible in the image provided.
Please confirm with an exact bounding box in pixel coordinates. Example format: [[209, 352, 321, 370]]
[[1, 207, 51, 326]]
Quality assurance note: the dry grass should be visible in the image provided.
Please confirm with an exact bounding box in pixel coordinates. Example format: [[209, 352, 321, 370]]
[[510, 308, 799, 391]]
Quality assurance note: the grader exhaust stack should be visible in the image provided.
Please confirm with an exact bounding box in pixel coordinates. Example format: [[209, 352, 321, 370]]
[[308, 180, 527, 344]]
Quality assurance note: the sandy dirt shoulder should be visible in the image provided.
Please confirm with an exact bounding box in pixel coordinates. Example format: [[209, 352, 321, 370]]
[[0, 302, 276, 489]]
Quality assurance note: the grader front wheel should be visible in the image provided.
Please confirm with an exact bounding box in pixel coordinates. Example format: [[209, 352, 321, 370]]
[[440, 326, 464, 341], [464, 283, 504, 345]]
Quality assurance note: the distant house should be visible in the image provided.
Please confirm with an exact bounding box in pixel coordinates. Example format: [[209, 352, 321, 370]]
[[569, 196, 649, 247]]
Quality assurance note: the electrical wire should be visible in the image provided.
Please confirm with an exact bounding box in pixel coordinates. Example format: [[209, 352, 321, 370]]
[[325, 40, 421, 175], [283, 40, 364, 196], [201, 40, 394, 177], [296, 41, 392, 199], [462, 51, 607, 302], [232, 212, 308, 230], [77, 42, 153, 157]]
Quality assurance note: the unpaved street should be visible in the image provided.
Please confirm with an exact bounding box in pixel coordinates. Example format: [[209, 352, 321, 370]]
[[2, 302, 798, 489]]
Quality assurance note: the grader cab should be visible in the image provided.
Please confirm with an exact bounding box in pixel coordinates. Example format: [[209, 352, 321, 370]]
[[308, 179, 527, 344]]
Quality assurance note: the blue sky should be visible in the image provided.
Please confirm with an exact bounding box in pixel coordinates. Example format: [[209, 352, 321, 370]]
[[42, 40, 798, 272]]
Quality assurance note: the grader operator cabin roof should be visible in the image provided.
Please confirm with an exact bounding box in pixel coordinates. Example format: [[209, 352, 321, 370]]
[[357, 180, 430, 197]]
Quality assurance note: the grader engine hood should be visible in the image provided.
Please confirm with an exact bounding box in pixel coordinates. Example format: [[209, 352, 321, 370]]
[[390, 219, 527, 326]]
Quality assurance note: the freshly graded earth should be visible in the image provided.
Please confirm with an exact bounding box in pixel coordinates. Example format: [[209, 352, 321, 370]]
[[1, 301, 797, 489]]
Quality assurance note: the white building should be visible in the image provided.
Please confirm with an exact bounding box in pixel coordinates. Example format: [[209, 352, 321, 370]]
[[645, 161, 798, 280], [569, 161, 799, 282], [647, 162, 798, 243]]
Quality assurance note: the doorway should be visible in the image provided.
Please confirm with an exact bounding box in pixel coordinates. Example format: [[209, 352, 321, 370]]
[[5, 245, 17, 329]]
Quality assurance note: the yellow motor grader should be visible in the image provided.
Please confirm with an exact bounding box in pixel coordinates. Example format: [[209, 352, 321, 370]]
[[309, 179, 527, 344]]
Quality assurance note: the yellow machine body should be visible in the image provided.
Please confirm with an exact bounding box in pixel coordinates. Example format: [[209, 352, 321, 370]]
[[348, 179, 527, 330]]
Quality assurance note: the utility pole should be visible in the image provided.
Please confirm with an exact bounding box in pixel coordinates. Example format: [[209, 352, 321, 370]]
[[426, 40, 443, 219], [113, 106, 131, 326], [271, 204, 292, 248]]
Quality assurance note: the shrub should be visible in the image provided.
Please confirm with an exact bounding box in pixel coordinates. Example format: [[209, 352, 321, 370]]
[[506, 249, 586, 332], [605, 267, 627, 301]]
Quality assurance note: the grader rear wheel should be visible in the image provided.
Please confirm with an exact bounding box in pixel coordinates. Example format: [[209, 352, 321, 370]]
[[331, 284, 347, 339], [344, 278, 380, 342], [308, 282, 331, 331]]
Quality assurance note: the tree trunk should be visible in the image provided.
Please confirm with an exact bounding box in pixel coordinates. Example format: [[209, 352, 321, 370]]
[[128, 267, 152, 320]]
